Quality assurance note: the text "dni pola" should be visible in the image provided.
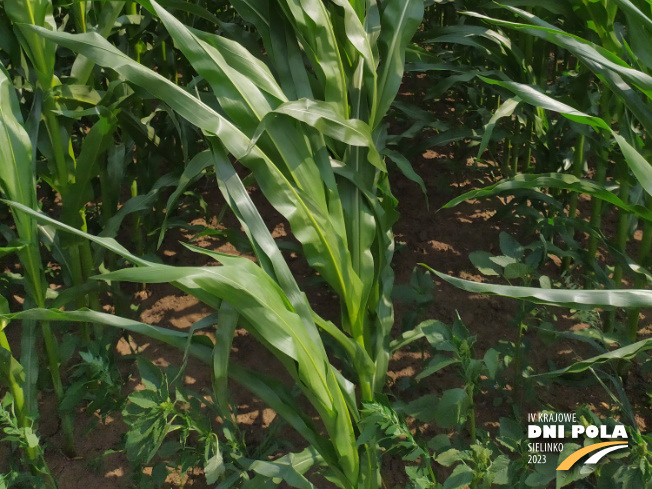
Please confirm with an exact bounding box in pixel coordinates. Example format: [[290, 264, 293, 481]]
[[528, 424, 628, 439]]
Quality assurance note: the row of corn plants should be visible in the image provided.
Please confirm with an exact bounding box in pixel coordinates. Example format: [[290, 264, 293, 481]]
[[0, 0, 237, 482], [376, 0, 652, 486], [400, 1, 652, 339], [428, 0, 652, 336], [0, 0, 424, 486]]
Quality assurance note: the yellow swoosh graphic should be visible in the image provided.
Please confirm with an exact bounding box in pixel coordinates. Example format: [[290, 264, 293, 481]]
[[557, 441, 628, 470]]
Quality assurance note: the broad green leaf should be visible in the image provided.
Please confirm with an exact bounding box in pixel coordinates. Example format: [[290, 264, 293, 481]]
[[137, 357, 164, 391], [127, 390, 160, 410], [204, 436, 225, 484], [399, 394, 439, 423], [443, 464, 474, 489], [435, 388, 470, 428], [488, 455, 510, 485], [416, 354, 459, 379], [484, 349, 500, 380], [436, 448, 465, 467], [499, 232, 525, 259], [469, 251, 502, 276], [504, 263, 532, 280]]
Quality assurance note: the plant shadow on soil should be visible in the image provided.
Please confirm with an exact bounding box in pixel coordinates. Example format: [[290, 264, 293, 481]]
[[2, 87, 651, 488]]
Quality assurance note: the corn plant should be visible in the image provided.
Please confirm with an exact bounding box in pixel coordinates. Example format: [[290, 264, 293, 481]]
[[408, 2, 583, 177], [379, 307, 651, 489], [0, 59, 74, 469], [423, 1, 652, 344], [0, 0, 130, 458], [2, 1, 122, 329], [1, 0, 424, 486], [0, 0, 213, 463]]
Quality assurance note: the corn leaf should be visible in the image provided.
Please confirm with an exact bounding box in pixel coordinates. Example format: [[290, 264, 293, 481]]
[[158, 150, 213, 248], [278, 0, 348, 114], [442, 173, 652, 222], [527, 337, 652, 378], [247, 98, 385, 171], [27, 26, 365, 328], [4, 0, 57, 84], [0, 66, 49, 417], [426, 266, 652, 309], [374, 0, 424, 128], [479, 76, 652, 198]]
